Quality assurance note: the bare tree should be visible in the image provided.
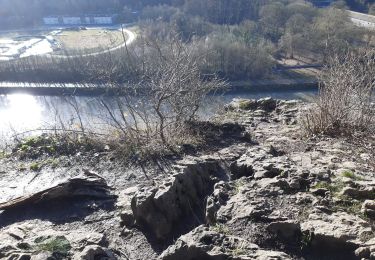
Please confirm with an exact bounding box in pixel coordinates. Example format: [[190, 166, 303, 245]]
[[97, 35, 226, 153]]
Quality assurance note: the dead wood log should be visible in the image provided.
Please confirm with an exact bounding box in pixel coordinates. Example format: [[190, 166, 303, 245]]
[[0, 170, 114, 211]]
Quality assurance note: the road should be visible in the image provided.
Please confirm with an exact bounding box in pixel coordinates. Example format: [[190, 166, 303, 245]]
[[348, 11, 375, 29]]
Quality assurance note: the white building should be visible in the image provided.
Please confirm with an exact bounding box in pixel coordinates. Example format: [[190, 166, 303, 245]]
[[43, 17, 59, 25], [62, 17, 82, 25], [43, 14, 117, 26], [93, 16, 113, 25]]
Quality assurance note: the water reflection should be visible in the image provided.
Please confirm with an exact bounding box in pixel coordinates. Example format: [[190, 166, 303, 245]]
[[0, 94, 43, 132], [0, 89, 317, 142]]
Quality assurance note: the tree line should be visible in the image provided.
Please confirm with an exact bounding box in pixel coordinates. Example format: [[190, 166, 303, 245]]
[[0, 0, 371, 82]]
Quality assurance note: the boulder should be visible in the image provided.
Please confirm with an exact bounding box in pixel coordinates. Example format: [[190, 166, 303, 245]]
[[224, 97, 278, 113], [341, 186, 375, 200], [118, 186, 139, 227], [267, 221, 301, 240], [362, 200, 375, 219], [159, 225, 291, 260], [205, 181, 232, 225], [354, 237, 375, 259], [75, 245, 116, 260], [300, 212, 372, 249]]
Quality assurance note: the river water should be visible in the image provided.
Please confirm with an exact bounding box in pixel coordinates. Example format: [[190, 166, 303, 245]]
[[0, 89, 317, 145]]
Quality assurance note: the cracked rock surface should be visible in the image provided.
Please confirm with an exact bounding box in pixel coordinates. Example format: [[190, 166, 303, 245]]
[[1, 98, 375, 259]]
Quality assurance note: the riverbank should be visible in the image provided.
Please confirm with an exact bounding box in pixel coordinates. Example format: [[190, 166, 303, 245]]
[[0, 98, 374, 259], [0, 77, 318, 96]]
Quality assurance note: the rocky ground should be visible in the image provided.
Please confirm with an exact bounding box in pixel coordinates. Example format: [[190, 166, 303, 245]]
[[0, 97, 375, 260]]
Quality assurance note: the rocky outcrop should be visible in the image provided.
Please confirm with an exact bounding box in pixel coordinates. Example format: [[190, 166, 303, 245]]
[[159, 225, 292, 260], [131, 158, 227, 241], [341, 181, 375, 200], [362, 200, 375, 219], [300, 212, 373, 249], [355, 237, 375, 259], [2, 98, 375, 260], [225, 97, 278, 112], [0, 222, 115, 259]]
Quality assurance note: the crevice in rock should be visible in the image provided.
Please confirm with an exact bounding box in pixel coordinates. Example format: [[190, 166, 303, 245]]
[[130, 158, 229, 245]]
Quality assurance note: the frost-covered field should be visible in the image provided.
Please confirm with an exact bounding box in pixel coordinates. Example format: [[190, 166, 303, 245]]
[[0, 31, 60, 61]]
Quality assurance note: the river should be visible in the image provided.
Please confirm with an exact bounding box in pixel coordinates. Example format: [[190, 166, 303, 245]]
[[0, 89, 317, 145]]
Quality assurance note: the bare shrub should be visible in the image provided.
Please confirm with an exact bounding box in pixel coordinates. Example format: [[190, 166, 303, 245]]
[[302, 48, 375, 136], [95, 36, 227, 158]]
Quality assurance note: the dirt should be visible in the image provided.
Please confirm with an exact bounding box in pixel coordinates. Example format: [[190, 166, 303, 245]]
[[55, 29, 125, 52]]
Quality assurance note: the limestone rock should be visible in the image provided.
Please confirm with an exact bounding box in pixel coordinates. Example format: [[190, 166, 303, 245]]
[[159, 225, 291, 260], [0, 222, 112, 260], [341, 186, 375, 200], [267, 221, 301, 240], [131, 158, 226, 240], [300, 212, 372, 249], [75, 245, 116, 260], [205, 181, 232, 225], [362, 200, 375, 219]]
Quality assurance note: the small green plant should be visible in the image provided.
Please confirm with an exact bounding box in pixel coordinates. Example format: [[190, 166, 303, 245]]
[[342, 170, 364, 181], [44, 158, 59, 169], [18, 163, 27, 171], [212, 223, 230, 235], [231, 241, 248, 256], [300, 231, 313, 250], [30, 162, 41, 172], [36, 236, 71, 256], [334, 196, 362, 215], [233, 179, 245, 195], [312, 180, 345, 194], [0, 151, 7, 159]]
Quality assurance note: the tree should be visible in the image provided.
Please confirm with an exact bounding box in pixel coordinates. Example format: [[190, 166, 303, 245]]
[[279, 14, 309, 57], [259, 2, 288, 41], [311, 8, 364, 55]]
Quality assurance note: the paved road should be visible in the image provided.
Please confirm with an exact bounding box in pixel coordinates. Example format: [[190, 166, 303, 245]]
[[348, 11, 375, 29]]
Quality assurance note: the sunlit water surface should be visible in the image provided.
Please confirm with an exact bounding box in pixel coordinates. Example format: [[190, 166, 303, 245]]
[[0, 89, 317, 145]]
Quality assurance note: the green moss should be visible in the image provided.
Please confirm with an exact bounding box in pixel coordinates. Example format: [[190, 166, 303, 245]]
[[342, 170, 364, 181], [36, 236, 71, 256], [334, 195, 363, 215], [231, 245, 247, 256], [30, 162, 41, 172], [0, 151, 7, 159], [212, 223, 230, 235], [15, 134, 101, 160], [312, 180, 345, 194]]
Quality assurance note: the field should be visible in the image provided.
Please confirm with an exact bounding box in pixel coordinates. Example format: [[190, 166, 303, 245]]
[[54, 29, 125, 52]]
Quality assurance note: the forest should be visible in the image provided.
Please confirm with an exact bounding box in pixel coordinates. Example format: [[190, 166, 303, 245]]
[[0, 0, 374, 28], [0, 0, 371, 83]]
